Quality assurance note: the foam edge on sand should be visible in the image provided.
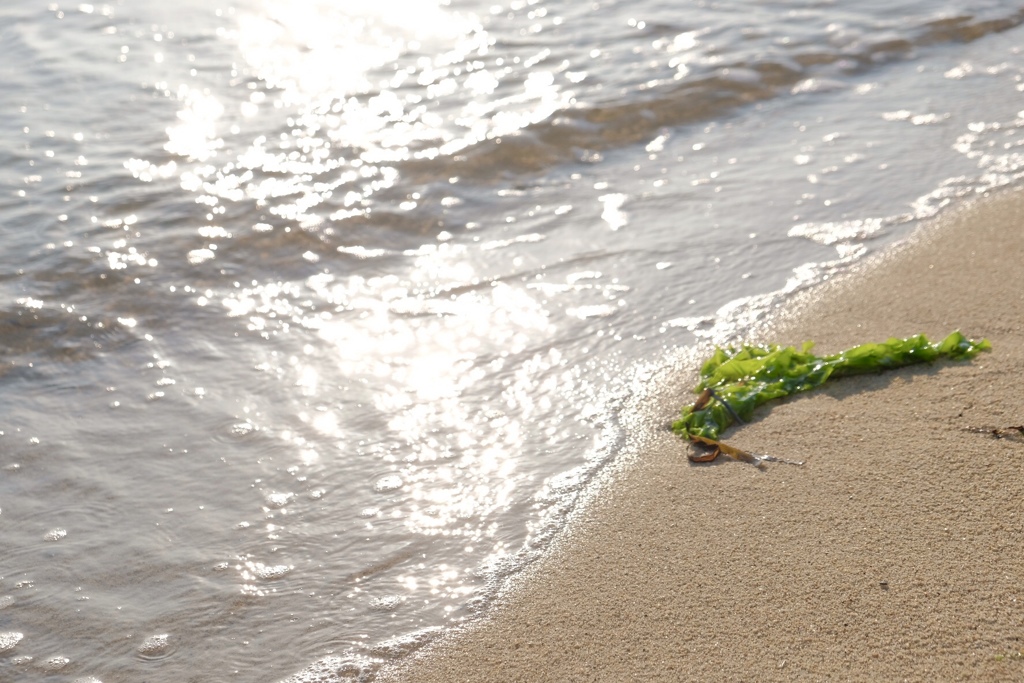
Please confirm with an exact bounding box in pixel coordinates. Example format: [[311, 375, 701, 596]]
[[385, 188, 1024, 682]]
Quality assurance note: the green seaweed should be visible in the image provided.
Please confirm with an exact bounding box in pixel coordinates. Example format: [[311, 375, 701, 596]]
[[673, 331, 991, 443]]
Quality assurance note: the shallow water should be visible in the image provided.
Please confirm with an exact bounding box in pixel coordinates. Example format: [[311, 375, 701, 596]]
[[2, 1, 1024, 681]]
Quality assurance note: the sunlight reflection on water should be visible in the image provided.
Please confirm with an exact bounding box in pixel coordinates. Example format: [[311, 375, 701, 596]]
[[218, 236, 566, 546]]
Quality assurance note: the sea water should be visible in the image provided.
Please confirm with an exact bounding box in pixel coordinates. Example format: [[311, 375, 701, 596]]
[[2, 0, 1024, 680]]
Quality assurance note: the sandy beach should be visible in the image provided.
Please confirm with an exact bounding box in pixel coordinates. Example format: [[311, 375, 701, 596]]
[[384, 188, 1024, 682]]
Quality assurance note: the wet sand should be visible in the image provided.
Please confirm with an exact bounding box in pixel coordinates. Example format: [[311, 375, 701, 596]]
[[387, 189, 1024, 682]]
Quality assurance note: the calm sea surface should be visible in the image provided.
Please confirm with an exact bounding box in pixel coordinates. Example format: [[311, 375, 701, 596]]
[[3, 0, 1024, 680]]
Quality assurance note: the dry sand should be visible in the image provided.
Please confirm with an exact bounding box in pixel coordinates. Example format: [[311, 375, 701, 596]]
[[388, 189, 1024, 682]]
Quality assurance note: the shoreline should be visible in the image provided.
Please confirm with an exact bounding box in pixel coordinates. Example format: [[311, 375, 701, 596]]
[[386, 188, 1024, 681]]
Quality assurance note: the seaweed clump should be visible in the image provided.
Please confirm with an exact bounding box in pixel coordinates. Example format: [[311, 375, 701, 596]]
[[674, 331, 991, 463]]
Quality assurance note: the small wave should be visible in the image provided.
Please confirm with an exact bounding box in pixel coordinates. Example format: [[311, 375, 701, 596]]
[[397, 8, 1024, 183]]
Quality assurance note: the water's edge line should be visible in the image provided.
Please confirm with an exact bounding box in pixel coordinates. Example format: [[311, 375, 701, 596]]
[[371, 182, 1018, 683]]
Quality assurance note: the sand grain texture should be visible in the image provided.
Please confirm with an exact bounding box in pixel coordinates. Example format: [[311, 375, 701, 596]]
[[390, 190, 1024, 682]]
